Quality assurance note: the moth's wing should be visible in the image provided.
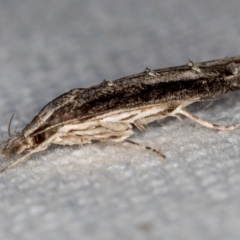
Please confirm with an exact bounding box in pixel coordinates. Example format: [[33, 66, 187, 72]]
[[23, 89, 86, 136], [22, 55, 240, 137]]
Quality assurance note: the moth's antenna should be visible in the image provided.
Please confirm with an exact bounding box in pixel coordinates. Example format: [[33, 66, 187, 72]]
[[0, 152, 33, 173], [8, 113, 15, 137], [0, 134, 58, 174], [125, 139, 166, 158], [14, 113, 26, 135]]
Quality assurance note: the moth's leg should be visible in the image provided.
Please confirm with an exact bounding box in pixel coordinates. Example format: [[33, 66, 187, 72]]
[[1, 134, 59, 173], [55, 134, 92, 145], [56, 128, 134, 145], [180, 109, 240, 131], [125, 139, 166, 158], [1, 151, 33, 173], [99, 121, 131, 132], [133, 105, 184, 130], [134, 113, 167, 131], [133, 121, 146, 131]]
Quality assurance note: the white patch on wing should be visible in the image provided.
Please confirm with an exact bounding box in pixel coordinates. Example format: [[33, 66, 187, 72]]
[[58, 121, 100, 132]]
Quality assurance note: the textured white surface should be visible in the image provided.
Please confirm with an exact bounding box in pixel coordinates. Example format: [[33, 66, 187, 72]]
[[1, 0, 240, 240]]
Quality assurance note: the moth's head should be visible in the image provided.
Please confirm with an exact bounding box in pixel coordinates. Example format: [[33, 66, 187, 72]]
[[0, 127, 58, 159], [0, 132, 30, 159]]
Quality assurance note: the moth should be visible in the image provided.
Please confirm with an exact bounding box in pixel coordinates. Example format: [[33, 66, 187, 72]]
[[1, 55, 240, 173]]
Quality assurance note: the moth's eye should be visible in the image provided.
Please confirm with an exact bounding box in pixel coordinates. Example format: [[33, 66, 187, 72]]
[[34, 133, 45, 144]]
